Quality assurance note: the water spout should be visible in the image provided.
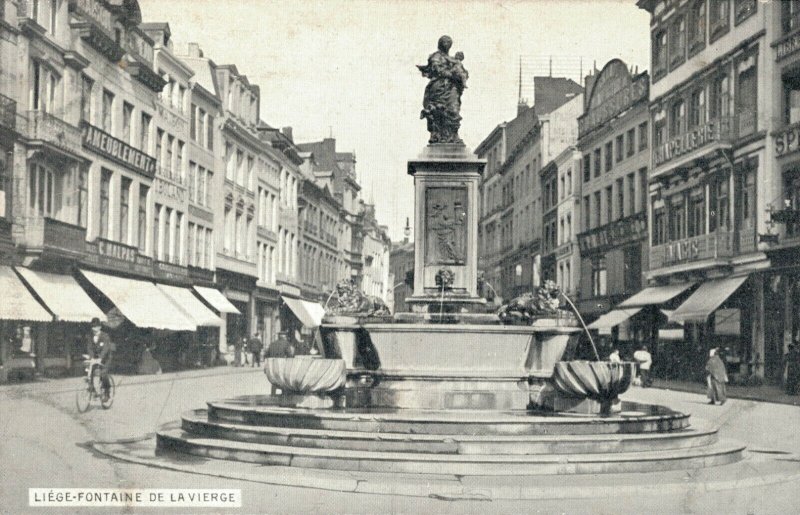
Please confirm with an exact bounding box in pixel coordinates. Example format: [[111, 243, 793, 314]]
[[559, 290, 600, 361]]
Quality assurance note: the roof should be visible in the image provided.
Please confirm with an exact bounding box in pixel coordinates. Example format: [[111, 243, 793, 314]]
[[179, 55, 219, 99], [533, 76, 584, 116]]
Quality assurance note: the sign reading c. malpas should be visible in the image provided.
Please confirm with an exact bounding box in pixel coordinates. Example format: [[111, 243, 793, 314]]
[[81, 122, 157, 178]]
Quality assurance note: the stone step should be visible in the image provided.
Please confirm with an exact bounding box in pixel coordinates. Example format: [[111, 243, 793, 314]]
[[156, 428, 744, 476], [183, 409, 717, 455], [206, 398, 690, 436]]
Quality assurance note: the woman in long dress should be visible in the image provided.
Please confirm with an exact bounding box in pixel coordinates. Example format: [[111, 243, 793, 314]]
[[706, 348, 728, 405]]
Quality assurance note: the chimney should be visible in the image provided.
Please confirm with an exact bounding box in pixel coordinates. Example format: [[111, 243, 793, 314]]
[[187, 42, 202, 58], [403, 217, 411, 243], [517, 100, 528, 117], [281, 126, 293, 142]]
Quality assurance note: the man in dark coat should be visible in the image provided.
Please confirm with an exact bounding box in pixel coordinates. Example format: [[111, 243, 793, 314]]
[[266, 331, 294, 358], [706, 348, 728, 405], [86, 317, 114, 400], [248, 332, 263, 367], [786, 343, 800, 396]]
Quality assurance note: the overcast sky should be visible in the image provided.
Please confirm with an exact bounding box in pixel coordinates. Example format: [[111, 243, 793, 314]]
[[139, 0, 651, 241]]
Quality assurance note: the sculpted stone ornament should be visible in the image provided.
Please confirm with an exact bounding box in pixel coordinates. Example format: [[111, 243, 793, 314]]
[[418, 35, 469, 145]]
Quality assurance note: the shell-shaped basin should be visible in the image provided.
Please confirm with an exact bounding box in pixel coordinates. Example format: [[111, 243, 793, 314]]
[[264, 357, 346, 394], [551, 360, 635, 402]]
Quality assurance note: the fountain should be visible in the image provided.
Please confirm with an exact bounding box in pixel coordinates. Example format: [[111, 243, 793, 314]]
[[153, 36, 745, 480]]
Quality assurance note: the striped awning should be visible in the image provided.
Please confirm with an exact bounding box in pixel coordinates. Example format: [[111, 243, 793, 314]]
[[617, 283, 695, 308], [193, 286, 241, 314], [587, 308, 642, 335], [670, 276, 749, 324], [16, 268, 105, 323], [0, 266, 51, 322], [157, 284, 223, 327]]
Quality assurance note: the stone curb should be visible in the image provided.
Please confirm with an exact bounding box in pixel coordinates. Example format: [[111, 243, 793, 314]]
[[92, 439, 800, 501]]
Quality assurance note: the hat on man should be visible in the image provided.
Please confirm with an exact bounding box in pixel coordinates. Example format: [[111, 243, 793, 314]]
[[90, 317, 102, 327]]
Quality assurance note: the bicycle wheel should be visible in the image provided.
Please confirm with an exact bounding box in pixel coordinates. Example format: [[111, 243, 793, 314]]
[[76, 384, 92, 413], [100, 375, 115, 409]]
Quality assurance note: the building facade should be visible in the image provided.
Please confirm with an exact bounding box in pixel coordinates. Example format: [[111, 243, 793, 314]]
[[638, 0, 776, 381], [553, 147, 582, 298], [576, 60, 650, 340]]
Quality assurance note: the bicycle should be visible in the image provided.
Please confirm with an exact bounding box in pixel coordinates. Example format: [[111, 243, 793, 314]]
[[75, 355, 115, 412]]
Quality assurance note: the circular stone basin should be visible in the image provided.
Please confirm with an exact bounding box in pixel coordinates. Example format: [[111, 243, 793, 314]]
[[264, 357, 346, 394], [551, 360, 635, 402]]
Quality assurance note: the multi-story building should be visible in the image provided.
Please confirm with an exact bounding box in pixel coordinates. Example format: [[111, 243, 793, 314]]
[[359, 201, 391, 301], [0, 0, 244, 375], [552, 147, 583, 298], [637, 0, 775, 381], [389, 219, 414, 313], [575, 60, 650, 349]]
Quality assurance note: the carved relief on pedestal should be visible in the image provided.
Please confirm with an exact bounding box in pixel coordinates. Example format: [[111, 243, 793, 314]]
[[424, 186, 467, 265]]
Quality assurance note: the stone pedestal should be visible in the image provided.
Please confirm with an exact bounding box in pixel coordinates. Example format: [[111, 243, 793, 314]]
[[406, 144, 486, 311]]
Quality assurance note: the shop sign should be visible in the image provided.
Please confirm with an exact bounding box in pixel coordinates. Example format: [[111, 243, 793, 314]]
[[81, 122, 157, 179], [579, 60, 648, 138], [84, 240, 153, 277], [653, 118, 731, 167], [776, 32, 800, 62], [578, 212, 646, 255], [72, 0, 114, 35], [154, 177, 186, 203], [773, 122, 800, 157], [663, 239, 699, 264], [154, 260, 188, 281], [97, 238, 138, 263]]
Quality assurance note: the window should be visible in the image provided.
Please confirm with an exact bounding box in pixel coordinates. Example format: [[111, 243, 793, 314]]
[[80, 75, 93, 123], [31, 61, 42, 111], [709, 74, 730, 120], [188, 162, 196, 203], [593, 148, 601, 178], [583, 195, 590, 231], [177, 140, 185, 180], [156, 128, 164, 164], [122, 102, 133, 144], [140, 112, 151, 151], [153, 204, 161, 259], [120, 177, 131, 244], [734, 0, 756, 25], [639, 168, 648, 212], [709, 0, 730, 41], [592, 258, 607, 297], [190, 104, 197, 141], [627, 173, 636, 216], [616, 178, 624, 219], [199, 166, 208, 206], [669, 194, 686, 241], [638, 121, 648, 150], [653, 30, 667, 77], [166, 135, 174, 174], [654, 109, 667, 147], [188, 222, 196, 266], [138, 185, 148, 253], [583, 155, 590, 182], [566, 169, 572, 195], [653, 205, 667, 245], [605, 185, 613, 224], [736, 55, 757, 136], [616, 135, 624, 162], [782, 0, 800, 34], [206, 114, 214, 150], [689, 0, 706, 52], [77, 168, 88, 227], [593, 191, 601, 229], [670, 100, 685, 137], [99, 169, 111, 239], [626, 128, 635, 157], [604, 142, 613, 172], [102, 89, 114, 133], [198, 108, 206, 144], [28, 163, 56, 217], [669, 15, 686, 67], [785, 73, 800, 125], [688, 189, 705, 237], [48, 0, 56, 34], [689, 88, 706, 128]]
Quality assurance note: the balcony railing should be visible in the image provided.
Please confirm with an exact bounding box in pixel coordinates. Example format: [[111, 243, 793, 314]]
[[23, 111, 83, 155], [650, 230, 735, 270], [0, 94, 16, 131], [19, 216, 87, 255]]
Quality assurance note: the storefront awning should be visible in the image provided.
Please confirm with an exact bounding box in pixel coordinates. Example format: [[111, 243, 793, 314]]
[[617, 283, 695, 308], [80, 270, 195, 331], [282, 297, 325, 328], [669, 276, 749, 324], [587, 308, 642, 335], [157, 284, 223, 327], [657, 310, 685, 341], [16, 268, 106, 323], [0, 266, 51, 322], [193, 286, 241, 314]]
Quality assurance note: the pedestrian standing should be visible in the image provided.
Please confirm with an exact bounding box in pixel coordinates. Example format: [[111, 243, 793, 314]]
[[706, 348, 728, 405], [633, 345, 653, 387], [785, 343, 800, 396], [233, 337, 242, 367], [248, 332, 263, 367], [608, 348, 621, 363]]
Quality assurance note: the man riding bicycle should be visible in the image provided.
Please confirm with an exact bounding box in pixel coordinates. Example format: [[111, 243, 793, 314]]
[[86, 317, 114, 401]]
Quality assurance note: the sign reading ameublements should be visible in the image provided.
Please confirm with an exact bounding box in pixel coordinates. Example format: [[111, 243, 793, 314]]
[[81, 122, 157, 178]]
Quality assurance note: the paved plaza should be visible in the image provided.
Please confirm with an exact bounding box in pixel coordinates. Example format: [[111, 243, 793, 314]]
[[1, 368, 798, 514]]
